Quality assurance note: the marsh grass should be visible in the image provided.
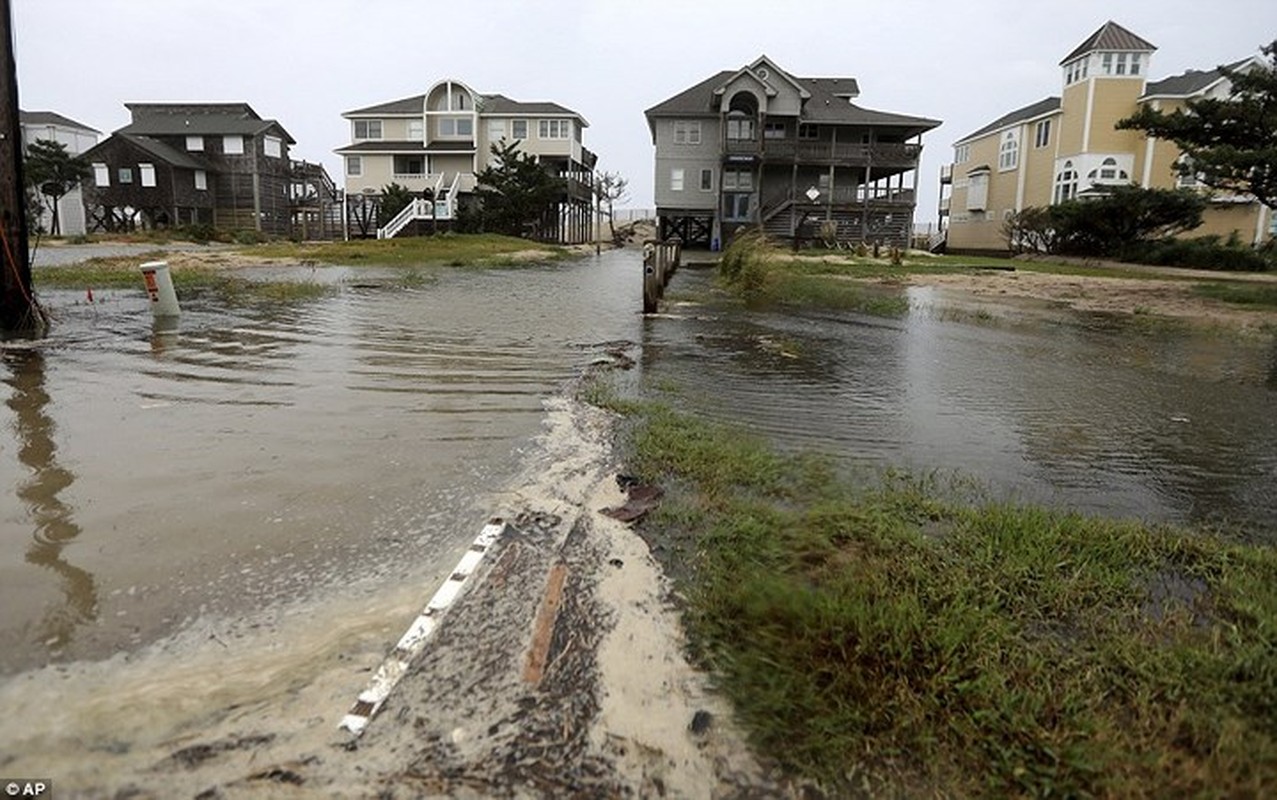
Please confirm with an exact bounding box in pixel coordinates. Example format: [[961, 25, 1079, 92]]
[[1194, 281, 1277, 309], [35, 257, 332, 304], [249, 233, 567, 267], [607, 399, 1277, 797]]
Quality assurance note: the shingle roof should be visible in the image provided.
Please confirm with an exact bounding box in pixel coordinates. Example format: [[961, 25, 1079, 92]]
[[117, 104, 294, 143], [343, 92, 585, 120], [1143, 58, 1253, 97], [19, 110, 99, 132], [955, 97, 1061, 144], [82, 133, 211, 170], [645, 63, 938, 134], [118, 134, 211, 170], [1060, 21, 1156, 65]]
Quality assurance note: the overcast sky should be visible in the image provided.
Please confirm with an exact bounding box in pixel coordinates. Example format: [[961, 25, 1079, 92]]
[[13, 0, 1276, 225]]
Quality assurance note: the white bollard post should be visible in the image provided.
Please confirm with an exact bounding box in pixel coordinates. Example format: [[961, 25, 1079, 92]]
[[139, 261, 181, 318]]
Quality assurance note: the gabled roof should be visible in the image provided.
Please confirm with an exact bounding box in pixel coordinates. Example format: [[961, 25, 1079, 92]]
[[1142, 57, 1256, 98], [645, 60, 938, 135], [1060, 21, 1156, 65], [342, 92, 585, 121], [82, 133, 211, 170], [117, 102, 295, 143], [19, 110, 99, 132], [955, 96, 1061, 144]]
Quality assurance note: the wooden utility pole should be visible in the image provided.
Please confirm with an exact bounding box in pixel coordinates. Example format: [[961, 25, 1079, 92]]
[[0, 0, 41, 335]]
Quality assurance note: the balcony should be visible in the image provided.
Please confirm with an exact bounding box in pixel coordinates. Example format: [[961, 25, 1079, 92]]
[[723, 138, 762, 161], [759, 141, 922, 168], [940, 163, 953, 184]]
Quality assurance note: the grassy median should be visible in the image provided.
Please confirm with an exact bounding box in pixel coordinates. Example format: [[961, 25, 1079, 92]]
[[591, 388, 1277, 797]]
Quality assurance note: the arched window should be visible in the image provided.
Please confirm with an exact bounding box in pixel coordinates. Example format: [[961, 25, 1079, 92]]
[[725, 92, 758, 142], [1053, 160, 1078, 204], [999, 131, 1019, 170]]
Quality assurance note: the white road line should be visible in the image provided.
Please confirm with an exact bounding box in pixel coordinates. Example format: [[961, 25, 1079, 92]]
[[339, 518, 508, 736]]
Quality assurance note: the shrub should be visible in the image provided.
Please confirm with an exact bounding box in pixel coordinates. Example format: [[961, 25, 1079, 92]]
[[1123, 234, 1273, 271]]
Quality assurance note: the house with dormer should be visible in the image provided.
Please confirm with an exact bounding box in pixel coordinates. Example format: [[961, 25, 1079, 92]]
[[336, 79, 597, 243], [940, 21, 1273, 253], [80, 102, 296, 235], [644, 56, 940, 249]]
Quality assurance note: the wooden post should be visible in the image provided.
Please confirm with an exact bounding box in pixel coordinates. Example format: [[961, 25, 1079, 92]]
[[0, 0, 42, 334]]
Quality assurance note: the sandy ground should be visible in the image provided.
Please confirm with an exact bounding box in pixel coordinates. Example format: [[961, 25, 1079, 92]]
[[826, 253, 1277, 334]]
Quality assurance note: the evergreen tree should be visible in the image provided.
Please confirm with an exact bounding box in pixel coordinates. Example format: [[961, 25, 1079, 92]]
[[474, 140, 564, 237], [24, 138, 89, 236], [1118, 41, 1277, 210]]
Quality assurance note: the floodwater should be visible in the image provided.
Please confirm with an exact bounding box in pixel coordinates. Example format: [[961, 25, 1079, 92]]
[[641, 270, 1277, 534], [3, 250, 1276, 682], [0, 252, 643, 676]]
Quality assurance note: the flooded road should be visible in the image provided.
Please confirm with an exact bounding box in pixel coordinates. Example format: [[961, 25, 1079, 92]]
[[1, 253, 643, 675]]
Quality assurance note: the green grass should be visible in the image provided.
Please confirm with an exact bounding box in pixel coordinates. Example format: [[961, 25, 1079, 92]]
[[34, 256, 331, 304], [248, 233, 568, 267], [1194, 282, 1277, 309], [600, 396, 1277, 797]]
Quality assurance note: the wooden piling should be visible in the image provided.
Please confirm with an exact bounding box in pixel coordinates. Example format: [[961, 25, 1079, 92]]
[[642, 238, 682, 314]]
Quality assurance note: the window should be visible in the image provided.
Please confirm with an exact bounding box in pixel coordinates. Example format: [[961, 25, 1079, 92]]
[[118, 167, 134, 184], [798, 124, 818, 140], [764, 121, 786, 139], [700, 168, 713, 191], [966, 171, 988, 211], [186, 135, 204, 151], [139, 163, 156, 187], [194, 170, 207, 191], [1099, 157, 1118, 180], [1034, 119, 1051, 148], [1115, 53, 1128, 76], [539, 119, 570, 139], [1064, 58, 1089, 85], [1175, 156, 1201, 188], [354, 120, 382, 140], [439, 117, 473, 137], [346, 155, 362, 177], [726, 116, 755, 141], [1130, 54, 1141, 75], [512, 119, 528, 139], [488, 119, 505, 140], [1053, 160, 1078, 204], [264, 135, 282, 158], [673, 120, 702, 145], [722, 168, 753, 191], [92, 162, 109, 186], [408, 120, 424, 140], [955, 144, 970, 163], [670, 168, 684, 192], [1101, 53, 1113, 75], [723, 193, 750, 221], [393, 155, 426, 176], [223, 135, 244, 155], [999, 131, 1019, 171]]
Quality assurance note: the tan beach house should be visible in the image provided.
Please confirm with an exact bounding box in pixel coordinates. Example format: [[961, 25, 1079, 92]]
[[940, 21, 1273, 253], [336, 79, 596, 243]]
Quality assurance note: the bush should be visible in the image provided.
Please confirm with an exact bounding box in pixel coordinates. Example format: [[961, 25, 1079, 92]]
[[232, 229, 268, 245], [1123, 234, 1273, 271], [718, 231, 776, 306]]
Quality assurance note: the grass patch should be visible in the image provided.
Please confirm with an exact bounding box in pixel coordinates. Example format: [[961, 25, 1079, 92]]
[[1194, 282, 1277, 309], [606, 399, 1277, 797], [248, 233, 568, 267], [34, 257, 331, 304]]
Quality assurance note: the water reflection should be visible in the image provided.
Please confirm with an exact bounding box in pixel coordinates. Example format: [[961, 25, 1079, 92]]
[[3, 349, 97, 649]]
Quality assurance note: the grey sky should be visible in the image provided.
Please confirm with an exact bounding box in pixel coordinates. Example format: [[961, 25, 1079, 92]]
[[13, 1, 1276, 226]]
